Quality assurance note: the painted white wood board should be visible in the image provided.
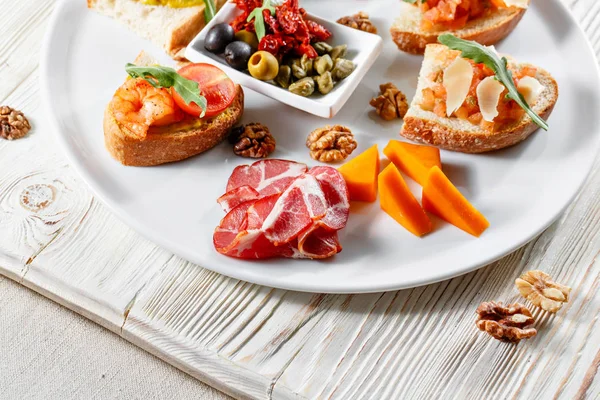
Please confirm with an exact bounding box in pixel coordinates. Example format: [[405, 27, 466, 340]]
[[0, 0, 599, 398]]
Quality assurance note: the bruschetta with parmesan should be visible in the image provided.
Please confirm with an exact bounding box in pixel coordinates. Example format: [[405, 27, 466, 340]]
[[391, 0, 529, 55], [401, 35, 558, 153]]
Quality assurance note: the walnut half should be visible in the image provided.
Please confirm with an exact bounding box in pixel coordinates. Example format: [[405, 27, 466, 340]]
[[306, 125, 357, 163], [476, 302, 537, 343], [337, 12, 378, 34], [0, 106, 30, 140], [229, 123, 276, 159], [370, 83, 408, 121], [515, 270, 571, 313]]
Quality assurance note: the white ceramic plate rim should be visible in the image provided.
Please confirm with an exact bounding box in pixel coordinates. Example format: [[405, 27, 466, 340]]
[[40, 0, 600, 293]]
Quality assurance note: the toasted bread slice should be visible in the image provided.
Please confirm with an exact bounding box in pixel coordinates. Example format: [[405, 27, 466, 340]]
[[104, 51, 244, 166], [88, 0, 225, 59], [401, 44, 558, 153], [390, 2, 528, 55]]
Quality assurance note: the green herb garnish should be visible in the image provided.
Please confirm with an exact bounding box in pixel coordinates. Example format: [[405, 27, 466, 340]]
[[203, 0, 216, 23], [438, 34, 548, 130], [402, 0, 419, 3], [125, 64, 207, 117], [247, 0, 276, 42]]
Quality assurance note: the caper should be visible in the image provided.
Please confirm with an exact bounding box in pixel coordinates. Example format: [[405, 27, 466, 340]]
[[314, 54, 333, 75], [332, 58, 355, 81], [248, 51, 279, 81], [275, 65, 292, 88], [315, 71, 334, 95], [330, 44, 348, 61], [289, 77, 315, 97], [291, 58, 306, 79], [313, 42, 332, 56], [300, 54, 314, 76], [234, 30, 259, 50]]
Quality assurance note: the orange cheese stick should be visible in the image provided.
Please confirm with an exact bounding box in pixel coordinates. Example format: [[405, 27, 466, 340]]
[[379, 163, 432, 237], [338, 144, 380, 202], [422, 166, 489, 237], [383, 140, 441, 186]]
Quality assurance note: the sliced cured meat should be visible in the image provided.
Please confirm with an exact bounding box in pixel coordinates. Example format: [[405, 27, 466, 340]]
[[262, 174, 328, 245], [308, 166, 350, 231], [214, 195, 294, 259], [297, 226, 342, 259], [214, 160, 349, 260], [217, 185, 260, 213], [224, 230, 295, 259], [213, 201, 253, 254], [226, 159, 308, 196], [246, 194, 281, 229]]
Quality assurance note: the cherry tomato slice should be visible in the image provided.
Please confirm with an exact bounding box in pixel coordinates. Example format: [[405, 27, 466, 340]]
[[172, 63, 236, 118]]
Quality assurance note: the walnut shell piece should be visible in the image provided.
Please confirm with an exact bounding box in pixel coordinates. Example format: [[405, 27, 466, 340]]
[[370, 82, 408, 121], [476, 302, 537, 343], [515, 270, 571, 313], [306, 125, 357, 163], [337, 11, 378, 34], [0, 106, 31, 140], [230, 123, 276, 158]]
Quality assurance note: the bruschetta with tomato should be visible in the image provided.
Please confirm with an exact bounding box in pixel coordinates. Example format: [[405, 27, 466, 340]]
[[391, 0, 529, 55], [401, 35, 558, 153], [104, 51, 244, 166]]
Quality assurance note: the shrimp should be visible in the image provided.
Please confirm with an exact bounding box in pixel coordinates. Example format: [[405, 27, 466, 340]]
[[110, 78, 185, 138]]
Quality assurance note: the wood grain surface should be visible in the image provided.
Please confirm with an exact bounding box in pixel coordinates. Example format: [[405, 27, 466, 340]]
[[0, 0, 599, 399]]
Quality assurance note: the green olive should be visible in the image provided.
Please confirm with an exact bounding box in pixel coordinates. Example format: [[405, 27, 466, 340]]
[[234, 30, 259, 50], [248, 51, 279, 81]]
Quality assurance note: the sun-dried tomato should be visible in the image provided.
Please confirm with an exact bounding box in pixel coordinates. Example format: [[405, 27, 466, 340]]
[[295, 43, 318, 58], [259, 34, 283, 55], [277, 4, 303, 34], [232, 0, 332, 59], [230, 0, 262, 32], [306, 20, 331, 42], [263, 8, 281, 34], [233, 0, 262, 13]]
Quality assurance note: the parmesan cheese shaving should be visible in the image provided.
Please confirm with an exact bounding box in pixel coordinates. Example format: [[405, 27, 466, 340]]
[[517, 76, 545, 106], [476, 76, 505, 122], [503, 0, 528, 8], [443, 57, 473, 117]]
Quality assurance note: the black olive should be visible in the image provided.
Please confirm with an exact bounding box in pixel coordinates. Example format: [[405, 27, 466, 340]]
[[204, 23, 235, 54], [224, 41, 253, 71]]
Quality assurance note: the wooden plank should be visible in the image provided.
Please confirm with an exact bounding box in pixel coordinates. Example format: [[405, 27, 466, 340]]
[[0, 0, 54, 102], [0, 70, 59, 279], [0, 0, 599, 399], [124, 257, 383, 398]]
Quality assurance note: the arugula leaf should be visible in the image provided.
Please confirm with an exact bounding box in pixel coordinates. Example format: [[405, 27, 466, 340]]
[[125, 63, 207, 118], [402, 0, 418, 3], [204, 0, 217, 23], [438, 34, 548, 130], [247, 0, 276, 41]]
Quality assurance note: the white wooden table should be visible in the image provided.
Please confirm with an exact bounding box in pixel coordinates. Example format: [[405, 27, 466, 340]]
[[1, 0, 600, 399]]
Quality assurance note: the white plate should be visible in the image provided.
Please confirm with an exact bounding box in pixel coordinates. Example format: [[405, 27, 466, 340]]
[[185, 2, 383, 118], [41, 0, 600, 293]]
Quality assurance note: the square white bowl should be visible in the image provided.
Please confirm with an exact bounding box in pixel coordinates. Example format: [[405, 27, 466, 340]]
[[185, 2, 383, 118]]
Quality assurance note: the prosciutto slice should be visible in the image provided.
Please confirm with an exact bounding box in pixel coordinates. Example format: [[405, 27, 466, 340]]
[[214, 195, 295, 259], [261, 173, 328, 245], [217, 186, 259, 213], [226, 159, 308, 196], [213, 160, 350, 260]]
